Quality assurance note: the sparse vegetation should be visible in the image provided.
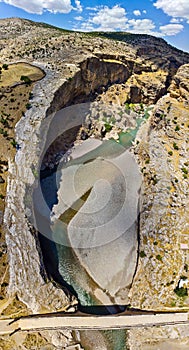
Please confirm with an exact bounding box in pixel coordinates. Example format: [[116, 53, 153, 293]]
[[2, 64, 8, 70], [104, 123, 112, 132], [0, 62, 44, 88], [10, 139, 18, 148], [173, 142, 179, 150], [25, 103, 31, 110], [151, 175, 158, 185], [181, 167, 188, 175], [174, 286, 188, 298], [20, 75, 32, 84], [140, 251, 146, 258]]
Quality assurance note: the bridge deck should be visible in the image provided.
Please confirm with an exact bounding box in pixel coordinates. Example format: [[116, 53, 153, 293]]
[[0, 313, 188, 335]]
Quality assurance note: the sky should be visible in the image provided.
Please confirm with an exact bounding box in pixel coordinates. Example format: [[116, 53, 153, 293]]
[[0, 0, 189, 52]]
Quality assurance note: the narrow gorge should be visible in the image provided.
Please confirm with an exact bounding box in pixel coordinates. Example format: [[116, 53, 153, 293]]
[[1, 20, 188, 318]]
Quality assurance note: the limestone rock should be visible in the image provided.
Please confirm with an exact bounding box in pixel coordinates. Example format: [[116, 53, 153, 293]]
[[169, 64, 189, 102], [52, 140, 141, 301]]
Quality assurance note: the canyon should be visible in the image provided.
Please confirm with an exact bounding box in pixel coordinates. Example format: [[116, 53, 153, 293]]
[[0, 17, 189, 350]]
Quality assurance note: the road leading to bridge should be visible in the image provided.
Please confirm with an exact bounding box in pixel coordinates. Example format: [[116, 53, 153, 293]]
[[0, 313, 188, 335]]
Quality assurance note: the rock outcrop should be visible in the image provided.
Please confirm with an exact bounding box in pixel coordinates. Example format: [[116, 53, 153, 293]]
[[129, 66, 189, 309], [50, 140, 141, 304], [169, 64, 189, 102]]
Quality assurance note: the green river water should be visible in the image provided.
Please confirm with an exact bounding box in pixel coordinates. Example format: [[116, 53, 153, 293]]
[[41, 106, 151, 349]]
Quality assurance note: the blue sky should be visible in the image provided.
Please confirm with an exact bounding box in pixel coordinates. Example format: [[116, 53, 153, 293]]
[[0, 0, 189, 52]]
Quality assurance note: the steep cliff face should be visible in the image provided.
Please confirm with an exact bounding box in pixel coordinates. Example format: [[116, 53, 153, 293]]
[[129, 64, 189, 309], [3, 70, 79, 314], [47, 49, 189, 115], [169, 64, 189, 102], [1, 18, 189, 315], [46, 57, 133, 115]]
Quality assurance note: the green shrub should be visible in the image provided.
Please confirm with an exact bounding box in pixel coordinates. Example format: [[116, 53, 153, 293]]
[[20, 75, 31, 84], [140, 251, 146, 258], [182, 167, 188, 174], [2, 64, 8, 70], [152, 175, 158, 185], [156, 254, 162, 262], [4, 131, 8, 137], [25, 103, 31, 110], [166, 281, 174, 286], [175, 125, 180, 131], [10, 139, 17, 148], [0, 117, 9, 127], [174, 286, 188, 298], [173, 142, 179, 150], [168, 151, 173, 156], [110, 116, 116, 124], [104, 123, 112, 132], [180, 275, 187, 280]]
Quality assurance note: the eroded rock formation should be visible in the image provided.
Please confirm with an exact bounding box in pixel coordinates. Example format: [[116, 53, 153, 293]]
[[1, 18, 189, 314]]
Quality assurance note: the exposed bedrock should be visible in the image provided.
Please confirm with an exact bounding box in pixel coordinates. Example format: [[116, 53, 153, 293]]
[[42, 54, 188, 168], [46, 56, 133, 117], [49, 140, 141, 305], [4, 53, 189, 313], [129, 64, 189, 309], [48, 51, 189, 115]]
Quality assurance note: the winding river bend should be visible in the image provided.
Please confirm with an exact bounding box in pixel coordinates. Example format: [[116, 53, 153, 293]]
[[34, 102, 149, 349], [35, 102, 151, 311]]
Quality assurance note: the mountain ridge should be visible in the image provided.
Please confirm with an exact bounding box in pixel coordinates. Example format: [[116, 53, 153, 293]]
[[0, 17, 188, 55]]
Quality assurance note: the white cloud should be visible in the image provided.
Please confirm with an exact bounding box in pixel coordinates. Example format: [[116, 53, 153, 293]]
[[133, 10, 141, 16], [77, 4, 184, 38], [88, 5, 129, 31], [143, 10, 147, 14], [80, 22, 95, 31], [0, 0, 78, 14], [128, 18, 156, 34], [79, 7, 159, 35], [74, 0, 82, 12], [170, 18, 181, 23], [154, 0, 189, 23], [74, 16, 83, 21], [159, 23, 184, 35], [86, 6, 99, 11]]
